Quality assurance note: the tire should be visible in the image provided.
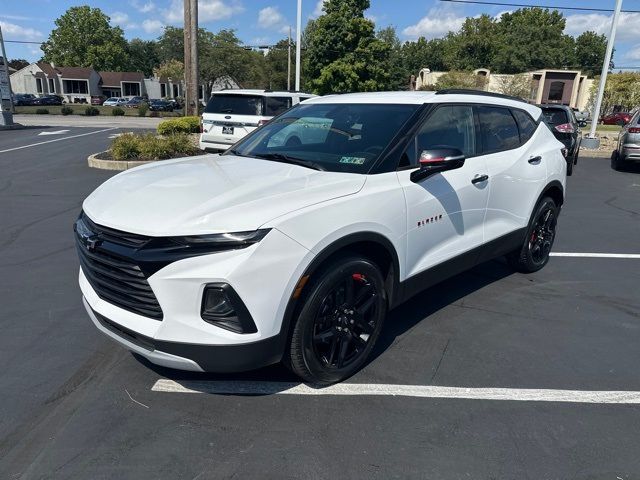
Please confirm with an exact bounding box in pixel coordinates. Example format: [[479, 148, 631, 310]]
[[286, 256, 388, 384], [507, 197, 559, 273], [611, 150, 624, 171]]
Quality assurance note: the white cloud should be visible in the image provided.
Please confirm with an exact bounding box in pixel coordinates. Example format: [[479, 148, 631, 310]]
[[565, 12, 640, 43], [258, 6, 284, 29], [402, 6, 466, 39], [0, 14, 34, 21], [311, 0, 326, 18], [142, 19, 164, 34], [164, 0, 243, 23], [133, 1, 155, 13], [0, 20, 43, 41], [109, 12, 137, 30], [625, 45, 640, 61], [258, 6, 289, 34]]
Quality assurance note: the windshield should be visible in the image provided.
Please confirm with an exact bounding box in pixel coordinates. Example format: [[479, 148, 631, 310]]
[[541, 108, 569, 126], [226, 103, 420, 173], [205, 94, 263, 115]]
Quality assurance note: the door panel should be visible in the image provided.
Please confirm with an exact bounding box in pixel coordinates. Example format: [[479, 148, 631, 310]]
[[397, 104, 489, 279]]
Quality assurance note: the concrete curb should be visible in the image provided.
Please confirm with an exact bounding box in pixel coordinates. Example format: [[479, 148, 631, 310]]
[[88, 151, 155, 171]]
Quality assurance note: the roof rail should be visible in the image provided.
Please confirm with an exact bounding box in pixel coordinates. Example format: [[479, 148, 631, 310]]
[[263, 89, 314, 94], [435, 89, 527, 103]]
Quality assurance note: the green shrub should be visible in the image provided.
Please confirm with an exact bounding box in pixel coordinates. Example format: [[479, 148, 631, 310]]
[[138, 103, 149, 117], [61, 106, 74, 116], [157, 116, 200, 135], [110, 133, 198, 161], [84, 106, 100, 116], [111, 107, 125, 116], [111, 133, 141, 160], [36, 108, 49, 114]]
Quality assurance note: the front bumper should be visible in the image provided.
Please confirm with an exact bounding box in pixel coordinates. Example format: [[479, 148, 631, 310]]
[[84, 298, 285, 372], [80, 227, 313, 372]]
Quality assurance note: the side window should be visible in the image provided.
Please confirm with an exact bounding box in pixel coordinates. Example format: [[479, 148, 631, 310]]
[[264, 96, 292, 116], [267, 117, 332, 148], [400, 105, 476, 167], [478, 106, 520, 153], [511, 109, 538, 144]]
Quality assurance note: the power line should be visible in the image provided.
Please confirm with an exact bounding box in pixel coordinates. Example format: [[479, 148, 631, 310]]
[[440, 0, 640, 13]]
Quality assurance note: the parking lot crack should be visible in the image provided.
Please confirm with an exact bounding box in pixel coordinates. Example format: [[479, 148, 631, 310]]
[[605, 196, 638, 217], [429, 339, 450, 384]]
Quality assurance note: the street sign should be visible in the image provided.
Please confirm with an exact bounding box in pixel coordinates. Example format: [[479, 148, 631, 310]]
[[0, 68, 10, 100]]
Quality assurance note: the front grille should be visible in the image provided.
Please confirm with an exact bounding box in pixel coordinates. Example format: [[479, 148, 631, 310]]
[[76, 217, 163, 320], [81, 213, 150, 248]]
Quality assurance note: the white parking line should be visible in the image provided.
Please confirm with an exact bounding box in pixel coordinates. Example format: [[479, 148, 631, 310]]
[[151, 379, 640, 404], [551, 252, 640, 258], [0, 127, 117, 154]]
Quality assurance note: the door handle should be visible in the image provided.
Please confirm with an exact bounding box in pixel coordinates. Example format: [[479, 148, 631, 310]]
[[528, 156, 542, 164], [471, 174, 489, 184]]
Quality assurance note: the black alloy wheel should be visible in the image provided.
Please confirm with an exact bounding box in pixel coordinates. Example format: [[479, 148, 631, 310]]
[[287, 256, 387, 384], [507, 197, 559, 273]]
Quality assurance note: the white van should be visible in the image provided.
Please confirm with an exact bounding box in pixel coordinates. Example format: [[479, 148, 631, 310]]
[[199, 90, 315, 152]]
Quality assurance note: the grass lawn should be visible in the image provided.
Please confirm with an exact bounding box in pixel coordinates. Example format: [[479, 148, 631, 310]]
[[15, 105, 182, 118], [583, 122, 622, 134]]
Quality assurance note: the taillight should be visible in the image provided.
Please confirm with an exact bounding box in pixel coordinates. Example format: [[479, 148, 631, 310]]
[[629, 127, 640, 133], [257, 119, 269, 127], [555, 123, 575, 133]]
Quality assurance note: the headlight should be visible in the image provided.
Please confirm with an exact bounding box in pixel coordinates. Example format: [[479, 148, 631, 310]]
[[171, 229, 271, 248]]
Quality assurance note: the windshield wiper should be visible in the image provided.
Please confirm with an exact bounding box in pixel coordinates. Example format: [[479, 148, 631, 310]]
[[253, 153, 325, 171]]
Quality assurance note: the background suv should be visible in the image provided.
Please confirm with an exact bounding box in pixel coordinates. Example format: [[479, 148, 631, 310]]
[[77, 90, 565, 384], [199, 89, 315, 152], [539, 104, 580, 175], [612, 110, 640, 170]]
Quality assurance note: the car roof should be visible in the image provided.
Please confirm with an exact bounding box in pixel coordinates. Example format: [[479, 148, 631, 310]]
[[303, 91, 541, 117]]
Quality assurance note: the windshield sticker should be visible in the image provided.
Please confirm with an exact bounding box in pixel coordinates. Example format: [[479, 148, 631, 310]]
[[339, 156, 366, 165]]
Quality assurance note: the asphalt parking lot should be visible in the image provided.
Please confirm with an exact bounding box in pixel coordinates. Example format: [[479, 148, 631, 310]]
[[1, 125, 639, 479]]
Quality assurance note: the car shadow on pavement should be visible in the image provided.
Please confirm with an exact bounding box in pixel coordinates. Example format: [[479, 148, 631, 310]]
[[137, 259, 515, 393]]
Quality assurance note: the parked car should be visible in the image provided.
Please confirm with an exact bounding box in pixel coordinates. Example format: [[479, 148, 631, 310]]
[[76, 89, 566, 384], [611, 110, 640, 171], [13, 93, 37, 106], [572, 108, 589, 124], [168, 98, 183, 110], [125, 96, 145, 108], [148, 99, 174, 112], [32, 95, 64, 106], [199, 90, 316, 152], [539, 104, 581, 175], [103, 97, 128, 107], [91, 95, 106, 106], [600, 112, 632, 126]]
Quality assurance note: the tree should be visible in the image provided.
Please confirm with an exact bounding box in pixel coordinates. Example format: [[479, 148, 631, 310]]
[[494, 73, 532, 99], [41, 6, 130, 71], [128, 39, 159, 76], [588, 72, 640, 115], [8, 59, 29, 71], [492, 8, 571, 73], [153, 59, 184, 81], [265, 39, 291, 90], [443, 15, 497, 70], [304, 0, 390, 94], [575, 31, 608, 77], [377, 26, 407, 90], [435, 71, 487, 90]]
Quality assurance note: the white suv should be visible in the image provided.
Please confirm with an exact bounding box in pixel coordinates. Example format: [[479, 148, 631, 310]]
[[199, 89, 315, 152], [77, 90, 566, 384]]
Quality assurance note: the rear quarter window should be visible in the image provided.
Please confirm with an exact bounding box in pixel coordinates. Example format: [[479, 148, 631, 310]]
[[478, 106, 521, 153], [264, 97, 292, 116], [511, 109, 538, 144]]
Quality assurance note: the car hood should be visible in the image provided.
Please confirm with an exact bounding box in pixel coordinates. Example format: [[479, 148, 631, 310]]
[[83, 154, 366, 236]]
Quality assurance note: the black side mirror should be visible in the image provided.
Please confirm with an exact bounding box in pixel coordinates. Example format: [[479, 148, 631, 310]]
[[410, 148, 466, 183]]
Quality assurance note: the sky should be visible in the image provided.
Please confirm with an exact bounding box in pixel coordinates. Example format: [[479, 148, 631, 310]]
[[2, 0, 640, 70]]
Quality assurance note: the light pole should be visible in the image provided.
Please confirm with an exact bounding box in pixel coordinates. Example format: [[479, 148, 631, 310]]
[[584, 0, 622, 147], [295, 0, 302, 91], [0, 25, 15, 126]]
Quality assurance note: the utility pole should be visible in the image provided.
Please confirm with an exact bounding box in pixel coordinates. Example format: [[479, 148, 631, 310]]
[[0, 25, 15, 127], [585, 0, 622, 147], [183, 0, 199, 117], [295, 0, 302, 91], [287, 26, 292, 91]]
